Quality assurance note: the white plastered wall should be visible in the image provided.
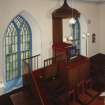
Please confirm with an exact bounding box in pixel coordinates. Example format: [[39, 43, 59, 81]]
[[99, 3, 105, 54], [72, 1, 100, 57], [79, 15, 88, 56], [0, 0, 100, 82]]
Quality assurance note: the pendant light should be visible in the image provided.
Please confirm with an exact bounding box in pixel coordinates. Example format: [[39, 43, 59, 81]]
[[69, 0, 76, 24], [69, 17, 76, 24]]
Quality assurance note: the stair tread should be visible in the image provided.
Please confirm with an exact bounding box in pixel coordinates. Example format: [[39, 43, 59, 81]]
[[78, 93, 92, 104]]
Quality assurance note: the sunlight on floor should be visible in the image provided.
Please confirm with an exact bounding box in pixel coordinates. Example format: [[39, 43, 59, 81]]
[[0, 77, 23, 95], [0, 82, 5, 95], [5, 77, 23, 93]]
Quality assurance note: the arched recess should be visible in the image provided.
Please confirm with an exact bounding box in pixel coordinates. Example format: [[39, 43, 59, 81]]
[[4, 11, 42, 92], [5, 15, 32, 81]]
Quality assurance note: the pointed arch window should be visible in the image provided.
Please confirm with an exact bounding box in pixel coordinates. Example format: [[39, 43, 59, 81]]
[[68, 18, 80, 57], [72, 18, 80, 54], [5, 15, 32, 81]]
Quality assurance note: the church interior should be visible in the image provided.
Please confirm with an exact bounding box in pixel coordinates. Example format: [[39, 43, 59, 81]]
[[0, 0, 105, 105]]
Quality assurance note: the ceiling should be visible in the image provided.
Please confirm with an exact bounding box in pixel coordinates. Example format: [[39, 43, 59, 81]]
[[74, 0, 105, 3]]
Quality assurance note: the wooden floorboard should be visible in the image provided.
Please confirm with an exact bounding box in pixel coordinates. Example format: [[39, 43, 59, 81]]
[[0, 94, 13, 105], [10, 89, 42, 105], [0, 87, 41, 105]]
